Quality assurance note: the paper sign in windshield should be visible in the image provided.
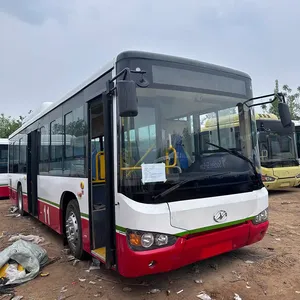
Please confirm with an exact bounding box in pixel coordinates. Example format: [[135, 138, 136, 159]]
[[141, 163, 166, 184]]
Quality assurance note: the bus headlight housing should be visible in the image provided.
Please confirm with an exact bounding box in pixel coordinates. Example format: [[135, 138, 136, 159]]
[[261, 175, 275, 182], [127, 229, 177, 251], [252, 208, 268, 225], [296, 174, 300, 178]]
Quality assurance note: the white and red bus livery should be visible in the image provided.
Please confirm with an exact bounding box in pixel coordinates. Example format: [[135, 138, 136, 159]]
[[8, 51, 291, 277], [0, 138, 9, 199]]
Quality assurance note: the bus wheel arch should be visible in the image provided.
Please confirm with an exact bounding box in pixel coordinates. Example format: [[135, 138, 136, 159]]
[[60, 192, 85, 259]]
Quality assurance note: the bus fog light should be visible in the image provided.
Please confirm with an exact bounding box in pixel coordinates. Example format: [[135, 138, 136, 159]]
[[252, 208, 268, 225], [155, 234, 168, 246], [141, 233, 154, 248]]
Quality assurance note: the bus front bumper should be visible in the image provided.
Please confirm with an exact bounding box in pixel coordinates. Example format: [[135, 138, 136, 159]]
[[116, 220, 269, 278], [263, 178, 300, 189]]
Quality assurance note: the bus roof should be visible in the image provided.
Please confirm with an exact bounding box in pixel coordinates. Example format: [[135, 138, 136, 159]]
[[9, 50, 252, 139], [0, 138, 8, 145], [117, 51, 252, 79]]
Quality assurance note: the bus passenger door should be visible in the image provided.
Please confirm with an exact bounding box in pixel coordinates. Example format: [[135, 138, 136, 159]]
[[27, 130, 39, 216], [89, 94, 115, 268]]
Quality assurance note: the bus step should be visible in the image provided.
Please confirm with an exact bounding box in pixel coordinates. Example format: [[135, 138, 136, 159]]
[[92, 247, 106, 261]]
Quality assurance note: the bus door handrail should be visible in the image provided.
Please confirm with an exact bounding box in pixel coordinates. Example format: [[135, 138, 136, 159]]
[[94, 151, 105, 183]]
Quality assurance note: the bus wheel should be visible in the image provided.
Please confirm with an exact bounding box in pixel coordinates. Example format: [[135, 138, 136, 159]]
[[17, 186, 25, 216], [65, 200, 84, 259]]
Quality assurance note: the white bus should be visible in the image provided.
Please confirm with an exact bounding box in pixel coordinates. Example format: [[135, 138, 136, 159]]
[[8, 51, 291, 277], [0, 138, 9, 199]]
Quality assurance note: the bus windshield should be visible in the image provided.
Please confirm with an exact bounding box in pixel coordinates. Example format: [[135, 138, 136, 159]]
[[259, 131, 297, 167], [0, 144, 8, 173], [119, 86, 261, 204]]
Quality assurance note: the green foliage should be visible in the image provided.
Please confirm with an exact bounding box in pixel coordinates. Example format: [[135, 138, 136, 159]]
[[0, 114, 24, 138], [262, 80, 300, 120]]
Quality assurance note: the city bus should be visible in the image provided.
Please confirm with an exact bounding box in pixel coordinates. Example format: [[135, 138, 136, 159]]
[[8, 51, 291, 277], [0, 138, 9, 199], [202, 113, 300, 189]]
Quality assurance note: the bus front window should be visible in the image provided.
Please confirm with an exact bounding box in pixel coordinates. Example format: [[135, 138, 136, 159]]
[[119, 87, 261, 204], [259, 131, 297, 167]]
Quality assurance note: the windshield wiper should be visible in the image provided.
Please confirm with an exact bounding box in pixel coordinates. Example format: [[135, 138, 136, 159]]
[[206, 142, 259, 177], [152, 172, 231, 200]]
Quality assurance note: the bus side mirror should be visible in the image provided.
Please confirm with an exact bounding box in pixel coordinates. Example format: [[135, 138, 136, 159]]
[[278, 102, 292, 128], [117, 80, 138, 117]]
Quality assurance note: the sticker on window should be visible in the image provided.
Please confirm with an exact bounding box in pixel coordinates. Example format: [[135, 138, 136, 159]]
[[141, 163, 166, 184]]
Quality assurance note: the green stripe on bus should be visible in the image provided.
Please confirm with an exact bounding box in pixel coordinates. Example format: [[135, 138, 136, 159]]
[[115, 225, 126, 233], [81, 212, 89, 219], [175, 217, 254, 237], [0, 184, 8, 187], [38, 197, 60, 208], [115, 217, 254, 236]]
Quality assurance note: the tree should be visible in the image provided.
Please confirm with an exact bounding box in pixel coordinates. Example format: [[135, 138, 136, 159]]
[[262, 80, 300, 120], [0, 114, 24, 138]]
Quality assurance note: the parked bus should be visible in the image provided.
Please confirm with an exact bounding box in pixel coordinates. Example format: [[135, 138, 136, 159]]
[[0, 138, 9, 199], [8, 51, 291, 277], [202, 113, 300, 189]]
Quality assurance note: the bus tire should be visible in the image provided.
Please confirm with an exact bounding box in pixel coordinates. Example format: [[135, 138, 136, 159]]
[[65, 199, 84, 259], [17, 185, 25, 216]]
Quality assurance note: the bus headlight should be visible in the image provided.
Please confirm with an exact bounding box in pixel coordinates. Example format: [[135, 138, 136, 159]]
[[261, 175, 275, 182], [127, 230, 177, 251], [296, 174, 300, 178], [252, 208, 268, 225], [141, 233, 154, 248]]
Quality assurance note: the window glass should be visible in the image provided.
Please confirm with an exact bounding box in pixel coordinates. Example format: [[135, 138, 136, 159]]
[[19, 136, 27, 173], [50, 118, 63, 175], [13, 140, 19, 173], [64, 106, 87, 177], [0, 144, 8, 173], [40, 125, 50, 174]]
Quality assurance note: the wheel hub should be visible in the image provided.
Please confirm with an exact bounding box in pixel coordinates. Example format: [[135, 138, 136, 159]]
[[66, 212, 79, 249]]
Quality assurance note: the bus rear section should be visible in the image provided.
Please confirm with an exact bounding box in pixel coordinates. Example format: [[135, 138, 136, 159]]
[[8, 51, 292, 278], [257, 114, 300, 189], [0, 138, 9, 199]]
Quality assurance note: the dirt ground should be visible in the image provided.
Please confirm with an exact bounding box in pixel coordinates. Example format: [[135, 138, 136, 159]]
[[1, 189, 300, 300]]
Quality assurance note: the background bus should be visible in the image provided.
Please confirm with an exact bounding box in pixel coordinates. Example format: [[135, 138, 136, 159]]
[[202, 113, 300, 189], [8, 51, 290, 278], [0, 138, 9, 199]]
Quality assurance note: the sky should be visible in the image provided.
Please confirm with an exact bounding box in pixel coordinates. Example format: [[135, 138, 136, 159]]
[[0, 0, 299, 118]]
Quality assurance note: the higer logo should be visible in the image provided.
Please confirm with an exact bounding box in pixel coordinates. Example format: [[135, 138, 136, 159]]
[[213, 210, 228, 223]]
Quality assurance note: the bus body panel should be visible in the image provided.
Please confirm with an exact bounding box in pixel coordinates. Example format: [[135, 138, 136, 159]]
[[168, 187, 268, 231], [114, 188, 268, 277], [115, 218, 268, 277], [8, 174, 91, 253], [0, 174, 9, 199], [261, 166, 300, 189], [37, 176, 90, 252]]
